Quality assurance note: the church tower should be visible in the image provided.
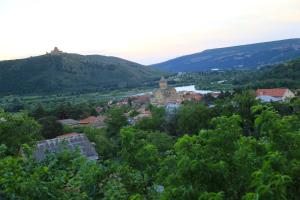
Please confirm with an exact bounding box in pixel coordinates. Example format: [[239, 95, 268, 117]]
[[159, 77, 168, 90], [50, 47, 63, 55]]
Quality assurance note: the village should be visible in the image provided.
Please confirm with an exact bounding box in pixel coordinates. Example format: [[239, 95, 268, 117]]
[[31, 77, 296, 161], [2, 1, 300, 198]]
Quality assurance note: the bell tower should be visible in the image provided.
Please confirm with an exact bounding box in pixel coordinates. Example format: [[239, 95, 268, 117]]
[[159, 77, 168, 90]]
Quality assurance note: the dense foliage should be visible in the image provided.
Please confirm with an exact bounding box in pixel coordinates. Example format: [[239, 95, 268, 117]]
[[0, 53, 163, 95], [1, 92, 300, 199], [239, 58, 300, 89], [171, 58, 300, 91]]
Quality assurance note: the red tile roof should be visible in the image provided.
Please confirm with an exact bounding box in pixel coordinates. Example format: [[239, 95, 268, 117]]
[[133, 95, 151, 103], [79, 116, 99, 124], [79, 116, 106, 125], [256, 88, 288, 97]]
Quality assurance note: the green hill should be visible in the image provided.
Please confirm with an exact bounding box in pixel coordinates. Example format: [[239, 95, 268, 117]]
[[0, 52, 163, 95], [232, 58, 300, 89], [249, 58, 300, 88]]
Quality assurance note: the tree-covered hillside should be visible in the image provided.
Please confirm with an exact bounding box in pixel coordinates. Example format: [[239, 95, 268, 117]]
[[0, 53, 164, 95], [234, 58, 300, 89], [168, 57, 300, 91]]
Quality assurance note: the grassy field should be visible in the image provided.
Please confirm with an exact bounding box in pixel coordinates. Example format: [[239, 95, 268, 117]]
[[0, 87, 155, 112]]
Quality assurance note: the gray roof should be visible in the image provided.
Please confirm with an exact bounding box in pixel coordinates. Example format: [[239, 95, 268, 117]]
[[160, 77, 167, 82], [57, 119, 80, 126], [33, 133, 99, 161]]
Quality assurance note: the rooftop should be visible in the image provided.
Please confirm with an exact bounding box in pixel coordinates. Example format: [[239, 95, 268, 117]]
[[57, 119, 80, 125], [33, 133, 98, 161], [79, 116, 100, 124], [50, 47, 63, 55], [57, 132, 80, 138], [256, 88, 288, 97]]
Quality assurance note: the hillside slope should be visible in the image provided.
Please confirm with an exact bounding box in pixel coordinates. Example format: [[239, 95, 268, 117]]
[[244, 58, 300, 89], [226, 57, 300, 90], [0, 53, 163, 95], [152, 38, 300, 72]]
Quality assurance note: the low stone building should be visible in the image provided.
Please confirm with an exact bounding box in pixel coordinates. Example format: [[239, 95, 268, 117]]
[[256, 88, 295, 102], [131, 95, 151, 107], [79, 116, 106, 128], [33, 133, 99, 161], [182, 92, 203, 102], [57, 119, 80, 127]]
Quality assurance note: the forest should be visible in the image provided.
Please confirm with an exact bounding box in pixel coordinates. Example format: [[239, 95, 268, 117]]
[[171, 58, 300, 92], [1, 91, 300, 200], [0, 53, 163, 95]]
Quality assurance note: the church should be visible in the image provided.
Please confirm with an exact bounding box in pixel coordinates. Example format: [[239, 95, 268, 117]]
[[151, 77, 182, 105], [46, 47, 63, 55]]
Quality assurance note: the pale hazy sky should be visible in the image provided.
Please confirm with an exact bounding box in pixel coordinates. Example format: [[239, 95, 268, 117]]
[[0, 0, 300, 64]]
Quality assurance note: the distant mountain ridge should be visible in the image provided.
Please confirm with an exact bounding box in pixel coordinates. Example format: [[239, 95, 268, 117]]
[[0, 49, 163, 95], [152, 38, 300, 72]]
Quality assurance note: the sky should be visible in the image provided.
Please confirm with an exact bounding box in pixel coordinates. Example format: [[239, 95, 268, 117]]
[[0, 0, 300, 65]]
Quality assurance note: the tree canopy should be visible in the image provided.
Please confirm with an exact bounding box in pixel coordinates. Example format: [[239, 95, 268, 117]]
[[1, 92, 300, 199]]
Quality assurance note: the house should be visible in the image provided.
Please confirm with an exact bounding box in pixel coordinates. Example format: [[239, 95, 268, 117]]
[[127, 108, 152, 125], [182, 92, 203, 102], [33, 133, 99, 161], [256, 96, 282, 103], [79, 116, 106, 128], [131, 95, 151, 107], [116, 98, 130, 107], [256, 88, 295, 102], [57, 119, 80, 127], [79, 116, 99, 125]]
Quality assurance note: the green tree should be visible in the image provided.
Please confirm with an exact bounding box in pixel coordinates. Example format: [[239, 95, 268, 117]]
[[135, 106, 166, 132], [85, 127, 117, 159], [0, 110, 41, 155], [176, 103, 213, 135], [0, 149, 103, 199], [160, 115, 242, 199], [199, 192, 224, 200], [250, 152, 291, 200], [55, 103, 72, 119], [31, 103, 46, 119], [38, 116, 63, 139], [232, 91, 257, 136], [105, 107, 128, 137], [120, 127, 161, 172]]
